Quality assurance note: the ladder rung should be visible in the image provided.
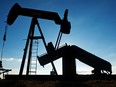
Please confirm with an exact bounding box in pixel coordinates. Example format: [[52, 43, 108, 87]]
[[31, 62, 37, 64], [32, 46, 38, 48], [29, 71, 36, 73], [31, 57, 37, 59], [30, 67, 36, 69], [32, 49, 38, 51], [32, 51, 37, 53], [30, 66, 36, 68], [31, 54, 37, 56], [33, 44, 38, 47], [32, 52, 37, 53], [32, 50, 38, 51], [31, 59, 37, 61], [32, 54, 37, 55], [32, 49, 38, 50], [32, 53, 37, 55], [32, 44, 38, 46], [31, 65, 37, 67], [31, 55, 37, 57], [32, 44, 38, 45], [31, 58, 37, 60], [32, 52, 37, 54]]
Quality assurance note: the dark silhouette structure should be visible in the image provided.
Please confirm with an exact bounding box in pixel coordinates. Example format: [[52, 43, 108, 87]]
[[5, 3, 112, 80], [0, 61, 11, 79], [38, 45, 112, 76], [7, 3, 71, 75]]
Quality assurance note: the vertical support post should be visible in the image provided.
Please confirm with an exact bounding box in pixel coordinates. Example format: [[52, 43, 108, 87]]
[[62, 46, 76, 76], [19, 18, 35, 75], [63, 56, 76, 76]]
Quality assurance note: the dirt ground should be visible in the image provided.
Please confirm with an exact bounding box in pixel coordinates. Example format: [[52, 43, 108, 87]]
[[0, 80, 116, 87]]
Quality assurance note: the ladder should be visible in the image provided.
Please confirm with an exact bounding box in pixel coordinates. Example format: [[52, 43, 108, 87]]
[[29, 39, 38, 75]]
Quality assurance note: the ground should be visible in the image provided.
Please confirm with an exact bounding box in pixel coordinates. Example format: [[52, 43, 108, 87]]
[[0, 80, 116, 87]]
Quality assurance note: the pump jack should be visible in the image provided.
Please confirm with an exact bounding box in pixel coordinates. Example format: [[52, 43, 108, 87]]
[[6, 3, 112, 80], [7, 3, 70, 75]]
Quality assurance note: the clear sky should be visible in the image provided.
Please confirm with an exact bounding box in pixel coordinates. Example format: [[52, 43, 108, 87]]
[[0, 0, 116, 77]]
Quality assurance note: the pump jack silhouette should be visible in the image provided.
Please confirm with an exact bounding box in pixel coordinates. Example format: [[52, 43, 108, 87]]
[[5, 3, 112, 80]]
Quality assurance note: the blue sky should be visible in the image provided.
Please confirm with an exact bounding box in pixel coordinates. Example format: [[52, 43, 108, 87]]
[[0, 0, 116, 76]]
